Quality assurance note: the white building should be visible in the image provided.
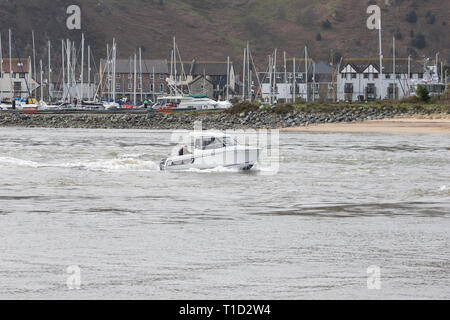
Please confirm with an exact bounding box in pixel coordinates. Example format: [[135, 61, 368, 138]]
[[0, 58, 39, 100], [337, 58, 426, 102], [258, 59, 333, 103]]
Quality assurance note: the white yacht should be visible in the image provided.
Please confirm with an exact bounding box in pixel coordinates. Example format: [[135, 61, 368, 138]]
[[103, 101, 120, 110], [156, 95, 229, 111], [160, 132, 261, 171]]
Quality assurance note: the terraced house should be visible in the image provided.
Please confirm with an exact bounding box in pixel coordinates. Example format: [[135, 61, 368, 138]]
[[99, 59, 169, 102], [337, 58, 427, 102], [0, 58, 39, 99], [172, 60, 236, 100], [258, 59, 333, 103]]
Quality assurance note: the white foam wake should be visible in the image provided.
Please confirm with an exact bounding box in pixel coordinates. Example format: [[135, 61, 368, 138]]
[[67, 158, 160, 172], [0, 156, 41, 168], [0, 156, 160, 172]]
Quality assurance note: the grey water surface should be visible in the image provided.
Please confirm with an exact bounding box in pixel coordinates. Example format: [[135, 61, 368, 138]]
[[0, 127, 448, 299]]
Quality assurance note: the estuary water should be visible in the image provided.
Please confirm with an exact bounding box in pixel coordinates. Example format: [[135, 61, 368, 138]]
[[0, 127, 449, 299]]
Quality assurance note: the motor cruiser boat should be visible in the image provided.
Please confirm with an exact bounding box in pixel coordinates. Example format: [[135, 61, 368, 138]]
[[156, 95, 231, 111], [103, 101, 120, 110], [160, 131, 261, 171], [39, 101, 63, 111]]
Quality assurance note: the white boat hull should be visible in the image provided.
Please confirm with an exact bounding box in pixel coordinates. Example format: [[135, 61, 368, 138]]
[[160, 146, 261, 171]]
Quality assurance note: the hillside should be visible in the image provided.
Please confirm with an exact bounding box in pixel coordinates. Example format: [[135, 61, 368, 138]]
[[0, 0, 448, 68]]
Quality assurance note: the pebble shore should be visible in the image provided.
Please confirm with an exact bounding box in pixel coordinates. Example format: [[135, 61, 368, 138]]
[[0, 105, 448, 130]]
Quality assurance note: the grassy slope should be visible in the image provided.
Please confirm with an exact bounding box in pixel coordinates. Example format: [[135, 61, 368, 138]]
[[0, 0, 448, 66]]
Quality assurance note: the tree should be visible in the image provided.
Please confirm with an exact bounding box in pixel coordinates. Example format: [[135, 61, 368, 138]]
[[405, 10, 417, 23], [425, 11, 436, 24], [322, 19, 332, 29], [412, 33, 426, 49], [416, 85, 430, 102]]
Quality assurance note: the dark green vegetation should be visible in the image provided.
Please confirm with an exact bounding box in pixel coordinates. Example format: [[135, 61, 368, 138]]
[[0, 0, 448, 65]]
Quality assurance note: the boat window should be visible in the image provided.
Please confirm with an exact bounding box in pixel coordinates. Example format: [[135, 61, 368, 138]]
[[222, 137, 237, 147], [194, 137, 223, 150]]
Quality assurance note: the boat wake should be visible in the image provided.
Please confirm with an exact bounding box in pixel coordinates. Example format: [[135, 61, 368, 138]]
[[0, 155, 274, 174], [0, 156, 160, 172]]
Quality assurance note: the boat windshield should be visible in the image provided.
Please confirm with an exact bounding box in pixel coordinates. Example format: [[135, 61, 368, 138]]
[[195, 136, 237, 150], [222, 137, 238, 147]]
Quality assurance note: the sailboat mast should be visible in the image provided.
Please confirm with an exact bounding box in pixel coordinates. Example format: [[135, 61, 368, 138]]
[[173, 36, 177, 94], [48, 40, 51, 102], [81, 33, 84, 101], [293, 57, 296, 103], [139, 47, 143, 101], [9, 29, 13, 99], [170, 49, 173, 95], [247, 42, 250, 101], [393, 36, 396, 96], [112, 38, 117, 102], [40, 59, 43, 101], [152, 67, 155, 102], [268, 55, 272, 104], [32, 30, 36, 99], [106, 43, 110, 99], [378, 16, 383, 99], [242, 47, 246, 101], [62, 40, 65, 102], [133, 52, 137, 106], [226, 56, 230, 101], [312, 61, 316, 102], [273, 48, 277, 104], [305, 46, 308, 102], [66, 39, 71, 103], [87, 45, 90, 101]]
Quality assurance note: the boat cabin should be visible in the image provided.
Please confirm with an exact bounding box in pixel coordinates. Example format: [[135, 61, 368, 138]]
[[190, 132, 238, 151]]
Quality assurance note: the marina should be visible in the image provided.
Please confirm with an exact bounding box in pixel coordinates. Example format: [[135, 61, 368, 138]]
[[0, 0, 449, 303]]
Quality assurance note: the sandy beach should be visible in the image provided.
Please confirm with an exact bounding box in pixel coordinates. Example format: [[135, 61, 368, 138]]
[[282, 116, 450, 134]]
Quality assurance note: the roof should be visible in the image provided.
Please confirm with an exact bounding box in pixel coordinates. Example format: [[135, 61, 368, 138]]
[[260, 58, 316, 73], [174, 61, 230, 76], [100, 59, 168, 74], [188, 74, 214, 86], [1, 58, 30, 73], [340, 58, 424, 74], [315, 61, 332, 74]]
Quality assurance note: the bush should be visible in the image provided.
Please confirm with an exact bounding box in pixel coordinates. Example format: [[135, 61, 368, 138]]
[[225, 101, 260, 114], [406, 10, 417, 23], [322, 19, 332, 29], [416, 85, 430, 102], [394, 29, 403, 40], [400, 95, 420, 104], [271, 104, 296, 114], [426, 11, 436, 24], [412, 33, 426, 49]]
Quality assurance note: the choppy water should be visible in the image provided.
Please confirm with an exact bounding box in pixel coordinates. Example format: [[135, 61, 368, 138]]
[[0, 127, 449, 299]]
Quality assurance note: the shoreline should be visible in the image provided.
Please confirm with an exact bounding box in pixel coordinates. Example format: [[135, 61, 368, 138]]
[[1, 107, 449, 134], [282, 117, 450, 134]]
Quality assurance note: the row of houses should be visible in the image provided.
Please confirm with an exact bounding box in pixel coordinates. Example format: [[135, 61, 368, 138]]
[[258, 58, 445, 103], [99, 59, 237, 102], [0, 56, 447, 102]]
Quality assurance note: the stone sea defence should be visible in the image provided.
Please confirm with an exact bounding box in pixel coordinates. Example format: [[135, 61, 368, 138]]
[[0, 104, 448, 130]]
